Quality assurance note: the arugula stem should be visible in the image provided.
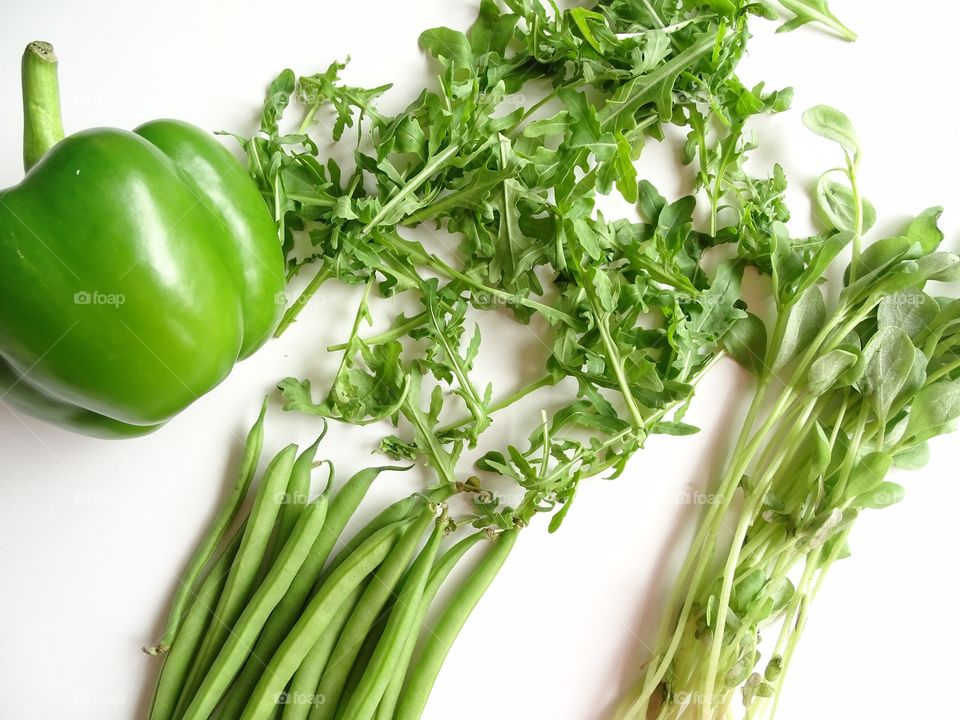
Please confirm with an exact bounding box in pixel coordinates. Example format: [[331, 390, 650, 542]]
[[780, 1, 858, 42], [273, 166, 290, 253], [599, 33, 717, 130], [420, 251, 569, 323], [400, 396, 458, 487], [284, 194, 337, 208], [275, 263, 333, 337], [360, 144, 461, 236], [508, 79, 590, 140], [541, 355, 724, 499], [436, 374, 554, 435], [297, 100, 322, 135], [514, 89, 561, 129], [329, 278, 375, 407], [402, 170, 512, 225], [572, 261, 649, 432], [456, 133, 501, 168], [640, 0, 666, 28], [328, 312, 427, 351], [423, 294, 490, 433]]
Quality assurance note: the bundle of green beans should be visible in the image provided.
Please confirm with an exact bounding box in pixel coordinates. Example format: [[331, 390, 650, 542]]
[[145, 405, 517, 720]]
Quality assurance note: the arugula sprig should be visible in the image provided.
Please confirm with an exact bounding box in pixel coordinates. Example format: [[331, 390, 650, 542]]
[[774, 0, 858, 42], [239, 1, 796, 532]]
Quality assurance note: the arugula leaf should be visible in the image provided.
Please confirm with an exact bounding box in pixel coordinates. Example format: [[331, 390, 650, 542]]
[[419, 27, 474, 69], [775, 0, 857, 42]]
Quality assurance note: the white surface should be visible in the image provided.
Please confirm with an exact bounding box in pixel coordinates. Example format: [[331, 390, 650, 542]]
[[1, 2, 958, 719]]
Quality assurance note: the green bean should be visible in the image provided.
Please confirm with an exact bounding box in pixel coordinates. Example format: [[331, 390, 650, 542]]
[[320, 485, 453, 586], [375, 531, 486, 720], [394, 529, 518, 720], [181, 494, 331, 720], [318, 495, 420, 586], [331, 604, 387, 719], [176, 444, 299, 716], [252, 444, 325, 597], [218, 465, 405, 718], [339, 513, 447, 720], [271, 434, 326, 564], [309, 507, 437, 720], [339, 525, 446, 718], [291, 491, 451, 720], [239, 522, 405, 720], [333, 569, 410, 717], [144, 400, 267, 657], [280, 583, 365, 720], [148, 521, 245, 720]]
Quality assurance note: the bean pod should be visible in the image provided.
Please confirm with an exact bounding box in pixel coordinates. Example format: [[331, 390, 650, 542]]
[[239, 521, 406, 720], [144, 400, 266, 656], [394, 529, 518, 720]]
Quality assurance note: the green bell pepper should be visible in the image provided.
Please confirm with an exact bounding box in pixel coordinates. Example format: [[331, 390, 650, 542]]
[[0, 42, 286, 438]]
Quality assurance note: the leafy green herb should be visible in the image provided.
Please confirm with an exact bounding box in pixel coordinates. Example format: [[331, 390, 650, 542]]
[[235, 0, 795, 534], [774, 0, 858, 42], [620, 110, 960, 720]]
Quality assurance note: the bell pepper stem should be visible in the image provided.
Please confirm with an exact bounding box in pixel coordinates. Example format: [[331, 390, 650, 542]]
[[21, 41, 65, 173]]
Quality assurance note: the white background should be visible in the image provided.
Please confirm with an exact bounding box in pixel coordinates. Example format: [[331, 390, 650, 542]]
[[1, 2, 958, 719]]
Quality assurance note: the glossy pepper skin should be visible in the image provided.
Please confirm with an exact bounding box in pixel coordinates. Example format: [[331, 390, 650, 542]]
[[0, 43, 285, 438]]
